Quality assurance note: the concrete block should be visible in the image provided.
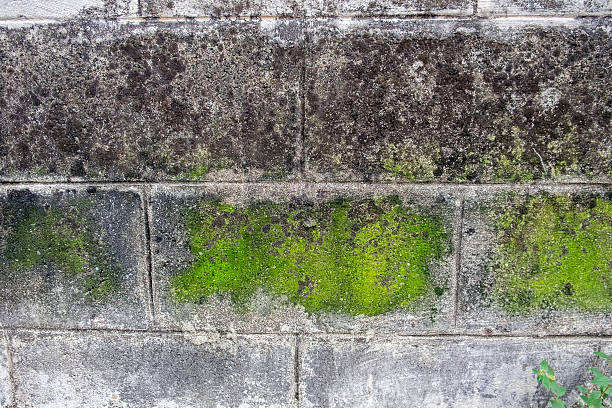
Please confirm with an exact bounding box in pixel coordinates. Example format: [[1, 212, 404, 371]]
[[0, 0, 138, 19], [0, 19, 302, 181], [303, 18, 612, 183], [300, 335, 610, 407], [9, 330, 295, 407], [0, 186, 149, 329], [477, 0, 611, 16], [150, 183, 457, 334], [457, 186, 612, 335], [142, 0, 302, 17], [303, 0, 473, 16], [141, 0, 472, 17]]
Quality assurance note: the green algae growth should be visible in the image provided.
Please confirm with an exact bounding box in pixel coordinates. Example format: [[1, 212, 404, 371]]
[[491, 194, 612, 314], [171, 197, 449, 316], [3, 201, 121, 301]]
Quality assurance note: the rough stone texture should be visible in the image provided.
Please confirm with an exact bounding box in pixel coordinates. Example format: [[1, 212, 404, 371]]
[[300, 335, 609, 407], [141, 0, 472, 17], [303, 0, 473, 15], [0, 335, 9, 408], [304, 18, 612, 183], [0, 0, 137, 19], [0, 20, 301, 181], [477, 0, 611, 16], [0, 186, 149, 329], [9, 330, 295, 407], [458, 185, 612, 335], [142, 0, 303, 17], [150, 183, 457, 333]]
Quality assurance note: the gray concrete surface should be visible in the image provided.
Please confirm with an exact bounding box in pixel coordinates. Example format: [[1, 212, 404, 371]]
[[9, 331, 296, 407], [300, 336, 611, 407], [0, 186, 150, 330], [0, 336, 9, 408], [0, 0, 137, 19]]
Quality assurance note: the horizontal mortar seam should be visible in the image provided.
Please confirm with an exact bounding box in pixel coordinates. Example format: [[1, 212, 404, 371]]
[[0, 14, 610, 24], [0, 181, 610, 189], [2, 327, 612, 340]]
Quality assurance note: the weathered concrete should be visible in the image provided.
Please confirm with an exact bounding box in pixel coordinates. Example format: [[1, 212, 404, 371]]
[[477, 0, 612, 16], [0, 0, 137, 19], [0, 19, 302, 181], [0, 186, 149, 329], [150, 183, 457, 333], [304, 18, 612, 183], [300, 335, 609, 407], [458, 186, 612, 335], [9, 330, 296, 407], [0, 335, 9, 408], [142, 0, 472, 17]]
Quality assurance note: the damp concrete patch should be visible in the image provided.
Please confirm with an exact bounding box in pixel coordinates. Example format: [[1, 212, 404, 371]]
[[303, 18, 612, 183], [0, 186, 149, 329]]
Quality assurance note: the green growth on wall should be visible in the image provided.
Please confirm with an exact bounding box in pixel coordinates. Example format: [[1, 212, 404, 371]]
[[3, 201, 120, 301], [171, 197, 448, 316], [491, 194, 612, 314]]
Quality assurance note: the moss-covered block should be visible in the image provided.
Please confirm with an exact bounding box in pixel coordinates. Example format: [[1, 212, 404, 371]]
[[0, 187, 148, 329], [172, 197, 447, 316], [151, 185, 456, 333], [458, 188, 612, 335], [304, 19, 611, 183]]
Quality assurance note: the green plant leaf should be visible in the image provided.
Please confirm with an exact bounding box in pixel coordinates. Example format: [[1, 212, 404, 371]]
[[550, 399, 566, 408], [591, 376, 612, 386], [550, 381, 567, 397], [580, 391, 604, 408], [594, 352, 612, 360], [542, 360, 555, 376], [577, 385, 588, 393]]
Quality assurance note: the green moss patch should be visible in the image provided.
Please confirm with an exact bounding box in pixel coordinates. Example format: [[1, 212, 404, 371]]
[[491, 194, 612, 314], [2, 201, 120, 301], [171, 197, 448, 316]]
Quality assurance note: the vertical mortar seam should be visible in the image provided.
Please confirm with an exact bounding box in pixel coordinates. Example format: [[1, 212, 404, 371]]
[[452, 197, 465, 328], [141, 187, 157, 326], [294, 334, 302, 407], [2, 331, 17, 407], [296, 21, 308, 180]]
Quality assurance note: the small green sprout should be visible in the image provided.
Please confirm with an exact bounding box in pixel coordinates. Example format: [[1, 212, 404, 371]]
[[534, 352, 612, 408]]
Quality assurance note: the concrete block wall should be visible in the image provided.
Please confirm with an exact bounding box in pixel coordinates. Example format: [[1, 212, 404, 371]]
[[0, 0, 610, 406]]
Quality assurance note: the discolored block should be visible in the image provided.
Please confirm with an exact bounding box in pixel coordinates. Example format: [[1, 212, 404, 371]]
[[141, 0, 472, 17], [0, 19, 302, 181], [303, 18, 612, 183], [0, 187, 149, 329], [300, 335, 610, 407], [477, 0, 611, 16], [457, 187, 612, 335], [9, 331, 295, 407], [150, 183, 457, 333], [142, 0, 303, 17], [0, 0, 137, 19], [302, 0, 473, 16]]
